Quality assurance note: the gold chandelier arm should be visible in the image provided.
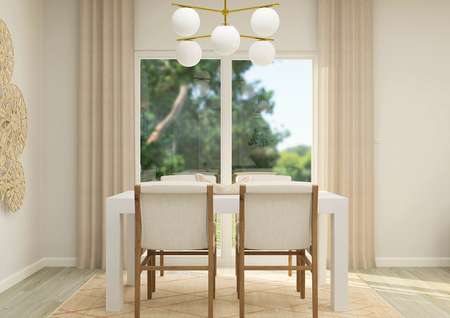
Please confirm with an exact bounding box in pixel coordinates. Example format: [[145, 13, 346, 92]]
[[227, 3, 280, 14], [172, 2, 223, 13], [224, 0, 228, 25], [176, 34, 211, 41], [176, 34, 273, 42], [241, 34, 274, 41]]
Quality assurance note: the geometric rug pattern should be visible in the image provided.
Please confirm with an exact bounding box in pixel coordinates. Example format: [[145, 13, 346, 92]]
[[51, 270, 402, 317]]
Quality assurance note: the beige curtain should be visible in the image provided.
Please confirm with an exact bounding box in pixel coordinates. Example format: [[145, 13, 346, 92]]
[[317, 0, 375, 269], [77, 0, 135, 269]]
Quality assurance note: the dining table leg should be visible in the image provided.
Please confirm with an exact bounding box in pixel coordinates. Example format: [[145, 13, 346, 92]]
[[106, 202, 124, 312], [330, 200, 348, 311], [125, 215, 135, 286], [318, 214, 328, 285]]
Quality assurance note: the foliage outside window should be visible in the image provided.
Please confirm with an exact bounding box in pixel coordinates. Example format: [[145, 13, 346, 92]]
[[140, 59, 312, 183], [232, 60, 312, 182], [140, 60, 221, 181]]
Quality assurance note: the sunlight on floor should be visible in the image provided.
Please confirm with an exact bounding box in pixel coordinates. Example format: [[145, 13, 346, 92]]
[[359, 272, 450, 300], [358, 268, 450, 318]]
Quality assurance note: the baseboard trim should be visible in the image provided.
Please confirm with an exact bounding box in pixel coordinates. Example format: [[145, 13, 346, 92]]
[[0, 257, 78, 294], [0, 258, 46, 294], [376, 257, 450, 267], [43, 257, 77, 267]]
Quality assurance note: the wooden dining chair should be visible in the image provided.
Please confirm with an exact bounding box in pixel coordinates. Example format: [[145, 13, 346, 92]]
[[158, 174, 217, 277], [236, 183, 319, 318], [235, 174, 296, 277], [134, 182, 216, 318]]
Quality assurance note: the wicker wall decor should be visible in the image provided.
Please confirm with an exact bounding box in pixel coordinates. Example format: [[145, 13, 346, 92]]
[[0, 20, 14, 87], [0, 19, 27, 212]]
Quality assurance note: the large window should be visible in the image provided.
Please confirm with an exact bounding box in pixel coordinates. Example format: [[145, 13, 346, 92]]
[[140, 60, 221, 181], [232, 60, 312, 181], [139, 58, 313, 182]]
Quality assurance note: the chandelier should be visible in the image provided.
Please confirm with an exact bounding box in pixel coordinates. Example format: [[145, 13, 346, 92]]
[[172, 0, 280, 67]]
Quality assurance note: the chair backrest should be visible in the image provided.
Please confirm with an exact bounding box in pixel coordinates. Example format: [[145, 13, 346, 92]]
[[240, 182, 318, 250], [135, 182, 213, 250], [235, 174, 292, 183], [161, 174, 217, 184]]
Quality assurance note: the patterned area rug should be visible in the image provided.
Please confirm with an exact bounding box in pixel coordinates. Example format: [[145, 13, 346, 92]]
[[51, 269, 401, 317]]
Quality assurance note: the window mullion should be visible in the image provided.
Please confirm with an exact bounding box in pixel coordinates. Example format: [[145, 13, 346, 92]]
[[219, 57, 234, 266], [220, 57, 232, 185]]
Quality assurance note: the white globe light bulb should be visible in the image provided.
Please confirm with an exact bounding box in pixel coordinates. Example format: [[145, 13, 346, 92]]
[[176, 41, 202, 67], [211, 25, 240, 56], [172, 8, 200, 37], [251, 8, 280, 37], [249, 41, 275, 66]]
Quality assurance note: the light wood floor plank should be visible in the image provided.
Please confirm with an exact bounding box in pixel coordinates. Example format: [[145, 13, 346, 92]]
[[359, 267, 450, 318], [0, 267, 95, 318]]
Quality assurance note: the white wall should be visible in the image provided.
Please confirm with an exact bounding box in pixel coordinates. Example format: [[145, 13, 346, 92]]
[[136, 0, 317, 52], [40, 0, 79, 261], [0, 0, 44, 282], [373, 0, 450, 265]]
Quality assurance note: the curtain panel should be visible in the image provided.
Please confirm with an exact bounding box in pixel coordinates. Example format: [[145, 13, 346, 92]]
[[77, 0, 135, 269], [317, 0, 375, 269]]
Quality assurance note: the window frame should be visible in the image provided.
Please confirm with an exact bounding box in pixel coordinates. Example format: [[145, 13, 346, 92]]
[[134, 50, 318, 185]]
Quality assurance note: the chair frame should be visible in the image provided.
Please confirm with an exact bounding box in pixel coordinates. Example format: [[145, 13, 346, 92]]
[[232, 173, 295, 277], [159, 174, 219, 278], [134, 184, 216, 318], [236, 184, 319, 318]]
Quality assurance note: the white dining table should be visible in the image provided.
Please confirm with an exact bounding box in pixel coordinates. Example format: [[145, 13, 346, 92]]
[[106, 190, 348, 312]]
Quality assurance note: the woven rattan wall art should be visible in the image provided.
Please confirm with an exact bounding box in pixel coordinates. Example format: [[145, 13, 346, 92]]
[[0, 19, 27, 212]]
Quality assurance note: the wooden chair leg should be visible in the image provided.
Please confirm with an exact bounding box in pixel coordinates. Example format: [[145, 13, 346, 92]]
[[238, 248, 245, 318], [288, 252, 292, 277], [213, 247, 216, 299], [208, 251, 214, 317], [312, 257, 318, 318], [214, 246, 217, 277], [296, 250, 300, 292], [300, 249, 306, 299], [152, 252, 156, 292], [235, 244, 238, 277], [146, 250, 152, 300], [160, 250, 164, 277], [135, 258, 141, 317], [235, 244, 240, 298]]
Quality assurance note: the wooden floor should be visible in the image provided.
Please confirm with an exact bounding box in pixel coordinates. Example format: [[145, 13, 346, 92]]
[[0, 267, 95, 318], [358, 267, 450, 318], [0, 267, 449, 317]]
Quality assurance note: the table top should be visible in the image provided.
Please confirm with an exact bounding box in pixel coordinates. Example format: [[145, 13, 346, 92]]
[[106, 190, 348, 216], [107, 190, 347, 201]]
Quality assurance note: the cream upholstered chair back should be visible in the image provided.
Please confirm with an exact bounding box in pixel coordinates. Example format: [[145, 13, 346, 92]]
[[160, 175, 196, 182], [236, 174, 292, 183], [243, 182, 314, 250], [138, 182, 210, 250], [161, 174, 217, 183]]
